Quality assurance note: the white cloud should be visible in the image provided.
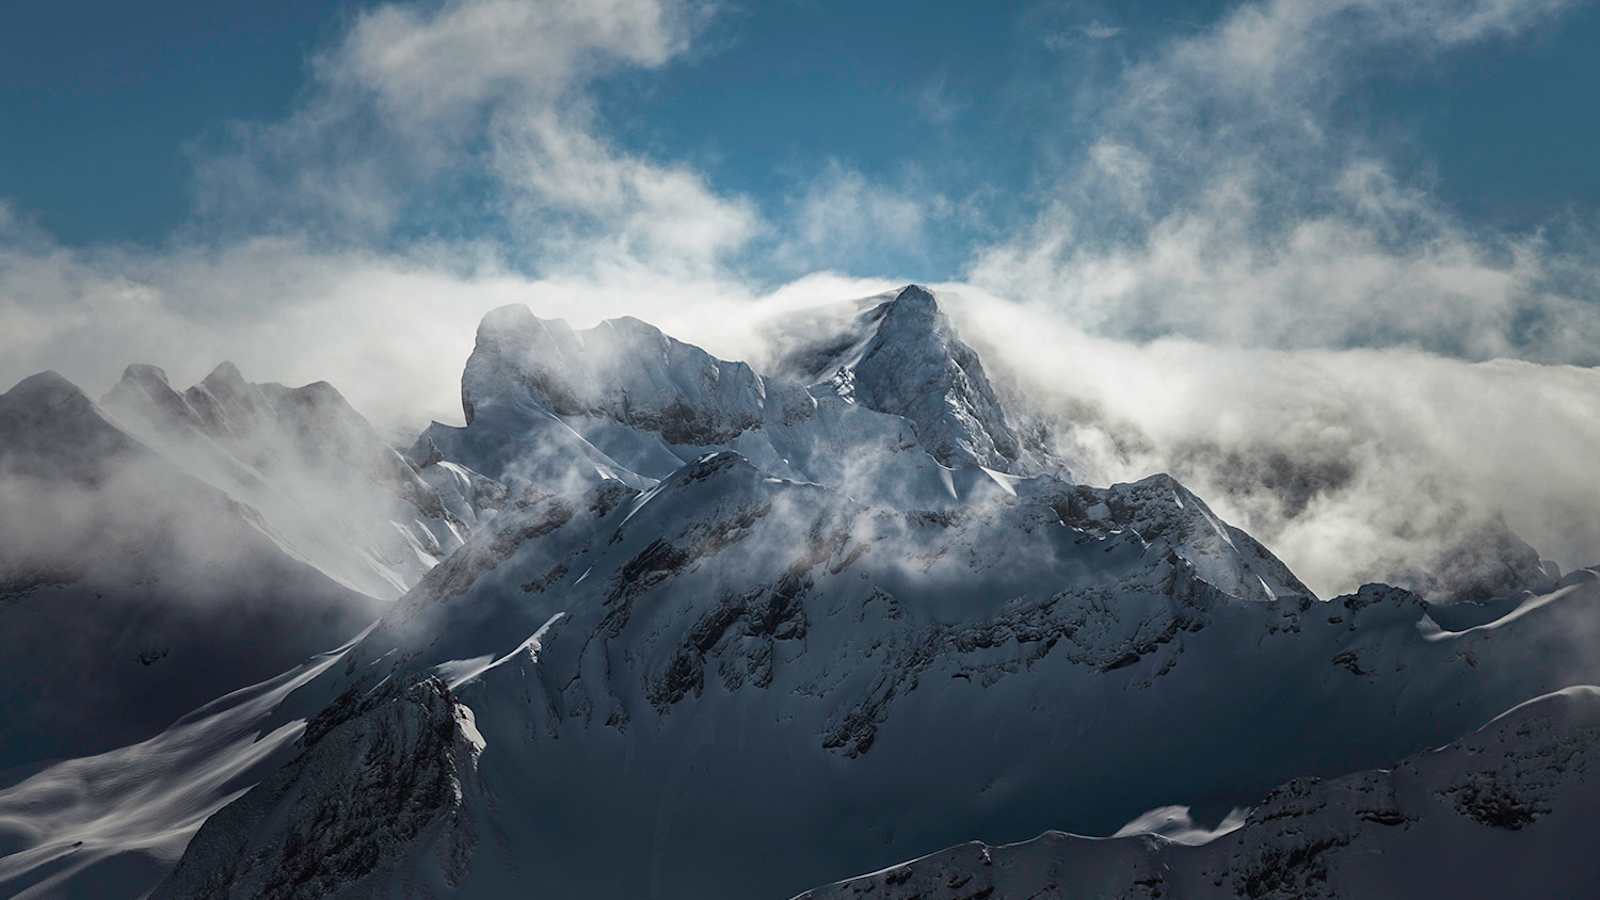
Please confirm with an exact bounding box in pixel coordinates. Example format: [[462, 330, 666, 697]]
[[330, 0, 697, 128], [489, 108, 760, 275], [961, 0, 1600, 592], [190, 0, 751, 274], [913, 74, 965, 126], [775, 162, 948, 273], [936, 285, 1600, 596], [971, 0, 1596, 363]]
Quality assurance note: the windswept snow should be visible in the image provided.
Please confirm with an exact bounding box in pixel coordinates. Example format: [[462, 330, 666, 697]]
[[150, 446, 1600, 898], [0, 373, 385, 771], [436, 611, 566, 689], [799, 686, 1600, 899], [0, 638, 359, 900]]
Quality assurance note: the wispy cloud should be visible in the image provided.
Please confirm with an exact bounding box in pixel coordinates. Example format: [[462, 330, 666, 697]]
[[774, 162, 950, 274], [960, 0, 1599, 591], [913, 73, 966, 126], [973, 0, 1596, 364], [939, 285, 1600, 596], [1079, 21, 1123, 40], [1043, 19, 1124, 51], [190, 0, 753, 275]]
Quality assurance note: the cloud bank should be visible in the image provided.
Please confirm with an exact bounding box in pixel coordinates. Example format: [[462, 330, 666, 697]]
[[3, 0, 1598, 596]]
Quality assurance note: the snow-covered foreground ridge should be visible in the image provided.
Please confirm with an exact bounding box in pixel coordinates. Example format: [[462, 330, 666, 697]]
[[3, 285, 1596, 899], [798, 685, 1600, 899], [0, 638, 362, 900]]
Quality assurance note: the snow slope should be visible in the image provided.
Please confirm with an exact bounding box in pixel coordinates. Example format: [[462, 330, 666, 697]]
[[798, 685, 1600, 899], [151, 444, 1600, 897], [102, 362, 499, 599], [769, 284, 1057, 474], [0, 372, 384, 773], [9, 287, 1592, 900], [411, 287, 1060, 510], [0, 637, 361, 900]]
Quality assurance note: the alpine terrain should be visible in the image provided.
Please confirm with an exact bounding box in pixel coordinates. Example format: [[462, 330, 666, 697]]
[[2, 286, 1596, 900]]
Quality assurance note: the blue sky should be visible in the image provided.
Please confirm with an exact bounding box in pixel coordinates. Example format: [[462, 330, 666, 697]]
[[5, 0, 1597, 282]]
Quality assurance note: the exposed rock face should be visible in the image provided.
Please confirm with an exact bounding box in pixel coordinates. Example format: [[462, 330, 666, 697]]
[[151, 432, 1600, 898], [462, 307, 767, 444], [154, 679, 483, 900], [774, 285, 1051, 474], [1388, 517, 1557, 603], [414, 287, 1053, 507], [1054, 473, 1316, 604], [18, 290, 1590, 900], [798, 686, 1600, 900]]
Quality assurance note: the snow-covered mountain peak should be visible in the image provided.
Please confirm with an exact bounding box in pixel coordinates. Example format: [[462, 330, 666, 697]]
[[460, 304, 764, 444], [799, 684, 1600, 899], [17, 290, 1597, 899], [119, 362, 174, 388], [98, 362, 500, 599], [105, 362, 207, 430], [879, 281, 939, 318], [4, 368, 92, 411], [431, 292, 1071, 513], [200, 359, 246, 389], [192, 353, 249, 398], [2, 370, 143, 479], [774, 284, 1051, 475], [0, 369, 388, 777]]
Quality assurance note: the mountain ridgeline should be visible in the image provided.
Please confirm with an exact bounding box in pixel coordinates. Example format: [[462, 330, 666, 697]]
[[1, 285, 1594, 900]]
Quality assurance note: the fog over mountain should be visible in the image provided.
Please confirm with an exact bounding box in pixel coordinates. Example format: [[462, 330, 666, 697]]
[[2, 284, 1596, 898], [3, 0, 1599, 897]]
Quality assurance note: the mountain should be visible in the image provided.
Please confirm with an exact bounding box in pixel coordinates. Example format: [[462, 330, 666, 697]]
[[0, 638, 361, 900], [146, 290, 1600, 899], [768, 284, 1057, 474], [102, 362, 499, 600], [410, 286, 1059, 509], [1388, 516, 1559, 605], [6, 286, 1592, 900], [798, 684, 1600, 899], [0, 372, 384, 774], [152, 463, 1600, 897]]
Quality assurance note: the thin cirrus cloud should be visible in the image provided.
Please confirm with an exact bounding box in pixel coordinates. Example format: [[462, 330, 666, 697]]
[[1, 0, 1598, 596]]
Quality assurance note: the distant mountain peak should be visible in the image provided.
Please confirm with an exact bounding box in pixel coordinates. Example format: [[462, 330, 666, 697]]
[[120, 363, 173, 387], [204, 360, 246, 386], [2, 370, 145, 481], [776, 284, 1043, 473], [459, 304, 764, 444], [5, 369, 88, 405], [887, 282, 938, 312], [107, 363, 204, 430]]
